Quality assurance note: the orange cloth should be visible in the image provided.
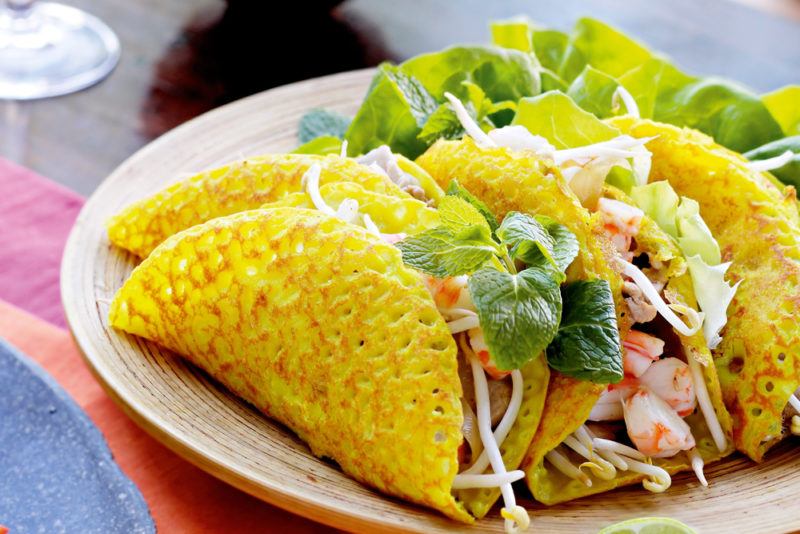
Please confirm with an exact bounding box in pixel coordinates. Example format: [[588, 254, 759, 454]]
[[0, 299, 336, 533]]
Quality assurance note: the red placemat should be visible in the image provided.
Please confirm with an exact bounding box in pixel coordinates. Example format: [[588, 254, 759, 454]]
[[0, 158, 83, 328]]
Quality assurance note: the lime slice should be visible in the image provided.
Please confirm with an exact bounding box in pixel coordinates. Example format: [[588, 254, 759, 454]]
[[598, 517, 697, 534]]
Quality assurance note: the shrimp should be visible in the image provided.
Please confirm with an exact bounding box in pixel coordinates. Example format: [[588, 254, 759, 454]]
[[623, 330, 664, 378], [421, 274, 476, 311], [468, 328, 511, 380], [588, 376, 639, 421], [639, 357, 696, 417], [597, 197, 644, 257], [623, 387, 696, 458]]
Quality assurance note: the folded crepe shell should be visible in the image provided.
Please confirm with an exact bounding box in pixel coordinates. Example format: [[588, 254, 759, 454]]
[[107, 153, 407, 258], [265, 181, 440, 235], [609, 116, 800, 461], [456, 356, 549, 518], [416, 137, 621, 290], [109, 207, 472, 523]]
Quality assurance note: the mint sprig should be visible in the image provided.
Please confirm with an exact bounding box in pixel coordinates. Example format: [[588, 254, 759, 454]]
[[546, 280, 623, 383], [496, 212, 557, 268], [397, 188, 619, 380], [445, 179, 499, 233], [396, 226, 497, 278], [469, 266, 562, 371]]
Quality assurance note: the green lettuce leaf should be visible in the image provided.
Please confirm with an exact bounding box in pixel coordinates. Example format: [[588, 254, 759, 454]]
[[546, 279, 622, 383], [566, 65, 620, 118], [512, 90, 620, 149], [557, 17, 653, 83], [762, 85, 800, 136], [401, 45, 541, 104], [676, 197, 721, 265], [292, 135, 343, 155], [631, 181, 737, 348], [490, 18, 534, 52], [630, 182, 680, 237], [654, 77, 783, 153], [345, 63, 438, 158], [469, 266, 562, 371], [491, 16, 784, 153], [630, 182, 721, 264]]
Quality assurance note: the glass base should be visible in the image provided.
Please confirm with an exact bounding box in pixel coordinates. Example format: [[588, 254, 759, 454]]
[[0, 2, 120, 100]]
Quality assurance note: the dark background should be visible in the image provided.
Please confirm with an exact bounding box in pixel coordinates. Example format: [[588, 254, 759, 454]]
[[1, 0, 799, 195]]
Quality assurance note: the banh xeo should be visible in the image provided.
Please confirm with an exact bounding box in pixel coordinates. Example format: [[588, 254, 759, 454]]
[[108, 143, 623, 531], [415, 92, 733, 502], [303, 14, 799, 464], [103, 13, 798, 532]]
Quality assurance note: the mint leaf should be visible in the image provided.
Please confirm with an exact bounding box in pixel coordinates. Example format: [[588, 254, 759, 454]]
[[546, 280, 622, 383], [437, 195, 492, 234], [298, 109, 351, 144], [445, 180, 499, 232], [417, 103, 465, 145], [469, 266, 562, 371], [397, 227, 495, 277], [533, 216, 580, 273], [496, 212, 556, 267]]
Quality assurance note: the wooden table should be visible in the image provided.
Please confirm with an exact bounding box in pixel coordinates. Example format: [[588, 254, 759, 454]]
[[1, 0, 799, 195]]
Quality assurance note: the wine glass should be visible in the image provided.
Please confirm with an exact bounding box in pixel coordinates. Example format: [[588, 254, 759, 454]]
[[0, 0, 120, 100]]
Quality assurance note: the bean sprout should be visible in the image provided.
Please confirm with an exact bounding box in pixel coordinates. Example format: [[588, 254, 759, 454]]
[[452, 470, 525, 489]]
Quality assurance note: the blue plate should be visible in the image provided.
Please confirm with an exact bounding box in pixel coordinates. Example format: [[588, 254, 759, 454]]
[[0, 338, 154, 534]]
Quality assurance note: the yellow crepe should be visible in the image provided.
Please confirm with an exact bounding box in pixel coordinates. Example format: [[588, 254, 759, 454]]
[[109, 207, 473, 523], [266, 181, 440, 235], [107, 153, 408, 258], [416, 138, 621, 493], [262, 180, 545, 518], [417, 138, 732, 503], [610, 116, 800, 461]]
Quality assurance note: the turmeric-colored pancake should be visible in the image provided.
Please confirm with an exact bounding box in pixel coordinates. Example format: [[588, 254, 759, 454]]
[[416, 137, 619, 287], [418, 139, 731, 502], [265, 181, 440, 235], [109, 207, 472, 523], [107, 154, 408, 258], [610, 116, 800, 461], [416, 138, 630, 499]]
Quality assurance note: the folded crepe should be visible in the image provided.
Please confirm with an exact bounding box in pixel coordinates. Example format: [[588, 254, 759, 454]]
[[609, 116, 800, 461], [417, 137, 733, 503], [107, 163, 559, 529], [106, 150, 440, 258]]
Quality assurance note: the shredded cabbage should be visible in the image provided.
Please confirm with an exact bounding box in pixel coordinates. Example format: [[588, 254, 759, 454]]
[[631, 182, 737, 348], [685, 257, 741, 349]]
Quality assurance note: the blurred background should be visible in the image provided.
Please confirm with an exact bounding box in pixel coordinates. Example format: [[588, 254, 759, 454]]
[[1, 0, 799, 195]]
